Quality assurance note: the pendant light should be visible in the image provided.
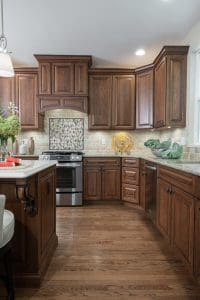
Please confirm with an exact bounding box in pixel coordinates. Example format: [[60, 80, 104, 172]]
[[0, 0, 14, 77]]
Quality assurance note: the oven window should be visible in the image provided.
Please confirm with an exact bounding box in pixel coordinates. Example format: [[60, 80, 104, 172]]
[[56, 167, 76, 189]]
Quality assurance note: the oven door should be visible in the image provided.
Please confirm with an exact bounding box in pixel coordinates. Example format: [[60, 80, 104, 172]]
[[56, 162, 82, 193]]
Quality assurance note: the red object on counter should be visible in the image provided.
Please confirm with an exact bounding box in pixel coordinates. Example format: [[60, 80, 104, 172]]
[[5, 156, 22, 165], [0, 161, 15, 167]]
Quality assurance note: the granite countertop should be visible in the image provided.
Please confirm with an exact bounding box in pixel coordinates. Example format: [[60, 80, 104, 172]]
[[138, 155, 200, 176], [83, 152, 200, 176], [12, 152, 200, 177], [0, 160, 57, 179]]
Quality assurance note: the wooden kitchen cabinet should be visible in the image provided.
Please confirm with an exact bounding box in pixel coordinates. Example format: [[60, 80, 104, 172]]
[[157, 165, 195, 274], [52, 62, 74, 95], [157, 178, 172, 241], [0, 69, 43, 130], [194, 200, 200, 279], [135, 65, 153, 129], [139, 159, 146, 210], [122, 158, 140, 205], [35, 55, 91, 96], [83, 167, 101, 200], [75, 63, 89, 95], [39, 167, 56, 253], [35, 55, 92, 113], [0, 77, 15, 110], [112, 75, 135, 129], [89, 69, 135, 130], [154, 46, 189, 128], [171, 186, 194, 270], [15, 68, 44, 130], [102, 166, 121, 200], [0, 166, 58, 287], [83, 157, 121, 201], [88, 75, 112, 129]]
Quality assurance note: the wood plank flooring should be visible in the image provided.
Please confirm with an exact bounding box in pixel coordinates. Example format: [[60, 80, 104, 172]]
[[2, 202, 200, 299]]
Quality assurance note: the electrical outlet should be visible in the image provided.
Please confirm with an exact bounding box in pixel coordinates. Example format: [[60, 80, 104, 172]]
[[101, 137, 106, 145]]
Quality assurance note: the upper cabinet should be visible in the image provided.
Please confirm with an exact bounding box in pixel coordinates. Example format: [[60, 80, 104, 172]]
[[135, 65, 153, 129], [112, 75, 135, 129], [0, 77, 15, 110], [34, 55, 92, 113], [89, 69, 135, 130], [0, 69, 43, 131], [89, 75, 112, 129], [15, 68, 44, 130], [154, 46, 189, 129]]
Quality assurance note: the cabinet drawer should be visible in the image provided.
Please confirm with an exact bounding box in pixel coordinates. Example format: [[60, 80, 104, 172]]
[[158, 166, 195, 195], [122, 157, 139, 168], [122, 184, 139, 204], [122, 167, 139, 185], [84, 157, 120, 166]]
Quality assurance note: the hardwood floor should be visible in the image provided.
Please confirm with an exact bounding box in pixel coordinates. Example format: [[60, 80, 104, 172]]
[[2, 202, 200, 299]]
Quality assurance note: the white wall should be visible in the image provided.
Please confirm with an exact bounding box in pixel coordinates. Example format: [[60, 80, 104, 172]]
[[184, 21, 200, 146]]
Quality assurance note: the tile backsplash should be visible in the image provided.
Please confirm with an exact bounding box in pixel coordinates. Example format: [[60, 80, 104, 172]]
[[18, 109, 189, 156], [49, 118, 84, 150]]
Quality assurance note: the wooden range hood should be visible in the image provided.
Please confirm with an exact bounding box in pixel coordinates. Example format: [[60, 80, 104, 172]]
[[34, 55, 92, 113]]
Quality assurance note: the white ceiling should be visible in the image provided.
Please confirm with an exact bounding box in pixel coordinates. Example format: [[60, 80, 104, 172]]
[[4, 0, 200, 67]]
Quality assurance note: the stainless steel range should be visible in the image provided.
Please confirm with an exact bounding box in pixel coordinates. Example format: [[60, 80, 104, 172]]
[[40, 151, 83, 206]]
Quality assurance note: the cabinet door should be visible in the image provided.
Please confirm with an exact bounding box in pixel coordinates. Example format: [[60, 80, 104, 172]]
[[102, 167, 120, 200], [194, 201, 200, 278], [157, 178, 171, 241], [0, 77, 15, 110], [112, 75, 135, 129], [75, 63, 88, 96], [154, 57, 167, 128], [15, 72, 40, 129], [139, 160, 146, 210], [40, 168, 56, 254], [166, 55, 187, 127], [136, 69, 153, 129], [122, 183, 139, 204], [38, 62, 51, 95], [84, 167, 101, 200], [52, 63, 74, 95], [171, 187, 194, 270], [89, 75, 112, 129]]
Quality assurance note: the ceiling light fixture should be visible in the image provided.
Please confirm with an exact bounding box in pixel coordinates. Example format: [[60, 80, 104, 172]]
[[0, 0, 14, 77], [135, 49, 146, 56]]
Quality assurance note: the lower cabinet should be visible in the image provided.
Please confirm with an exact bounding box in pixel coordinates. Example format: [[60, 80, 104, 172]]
[[0, 166, 57, 287], [39, 167, 56, 253], [194, 201, 200, 279], [139, 159, 146, 209], [171, 187, 194, 270], [83, 167, 101, 200], [83, 157, 121, 201], [157, 168, 195, 274], [102, 167, 121, 200], [157, 178, 172, 241], [122, 158, 140, 205]]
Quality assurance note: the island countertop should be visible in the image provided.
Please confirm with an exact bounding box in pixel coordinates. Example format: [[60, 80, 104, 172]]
[[0, 160, 57, 178]]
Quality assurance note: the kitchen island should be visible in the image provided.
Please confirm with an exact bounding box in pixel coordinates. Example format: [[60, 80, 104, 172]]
[[0, 160, 58, 287]]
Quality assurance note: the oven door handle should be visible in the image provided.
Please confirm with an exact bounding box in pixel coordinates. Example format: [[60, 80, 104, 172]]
[[56, 163, 82, 168]]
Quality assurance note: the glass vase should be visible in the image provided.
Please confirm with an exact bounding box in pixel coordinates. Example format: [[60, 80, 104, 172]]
[[0, 139, 9, 161]]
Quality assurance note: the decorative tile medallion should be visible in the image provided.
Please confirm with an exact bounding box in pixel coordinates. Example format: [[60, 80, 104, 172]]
[[49, 118, 84, 150]]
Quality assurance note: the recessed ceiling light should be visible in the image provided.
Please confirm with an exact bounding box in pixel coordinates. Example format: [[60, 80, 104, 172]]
[[135, 49, 146, 56]]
